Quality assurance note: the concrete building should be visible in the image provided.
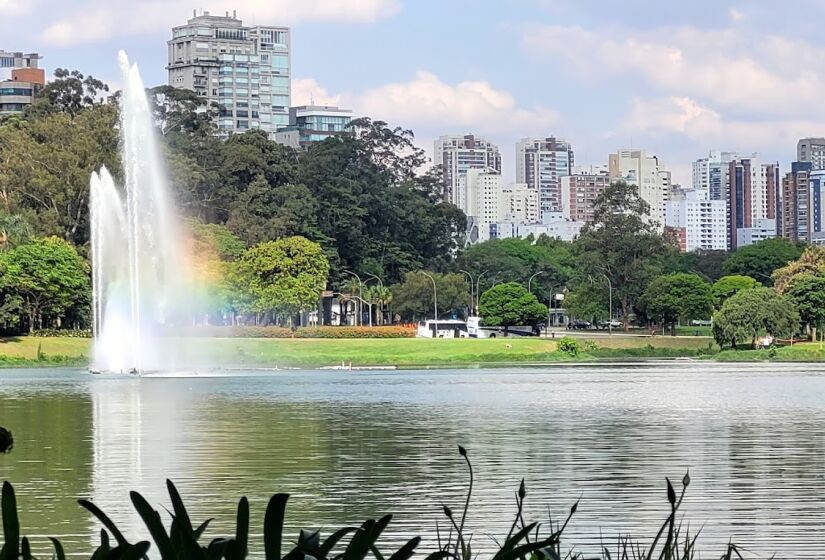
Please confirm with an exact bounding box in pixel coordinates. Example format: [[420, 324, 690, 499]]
[[797, 138, 825, 171], [273, 104, 352, 148], [737, 218, 777, 248], [460, 168, 503, 244], [692, 150, 737, 201], [665, 189, 728, 252], [726, 156, 779, 250], [0, 51, 43, 116], [781, 162, 825, 244], [500, 183, 540, 224], [167, 11, 290, 137], [434, 135, 500, 204], [515, 137, 573, 218], [491, 212, 583, 242], [561, 165, 611, 224], [608, 149, 670, 229]]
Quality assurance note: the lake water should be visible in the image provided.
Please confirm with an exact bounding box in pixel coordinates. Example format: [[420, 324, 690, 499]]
[[2, 363, 825, 558]]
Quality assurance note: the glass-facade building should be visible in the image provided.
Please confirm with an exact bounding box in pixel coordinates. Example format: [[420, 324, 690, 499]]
[[167, 11, 290, 136]]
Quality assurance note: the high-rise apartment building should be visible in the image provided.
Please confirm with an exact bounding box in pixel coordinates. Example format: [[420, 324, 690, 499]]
[[0, 51, 44, 116], [167, 11, 290, 137], [608, 149, 670, 228], [500, 183, 540, 224], [560, 165, 611, 225], [665, 189, 728, 252], [726, 156, 779, 250], [515, 137, 573, 218], [434, 135, 501, 204], [459, 168, 503, 244], [781, 162, 825, 244], [797, 138, 825, 171], [692, 150, 737, 200]]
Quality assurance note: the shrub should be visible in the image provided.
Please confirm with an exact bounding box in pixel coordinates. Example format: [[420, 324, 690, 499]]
[[557, 336, 581, 357], [173, 325, 416, 339], [30, 328, 92, 338], [583, 339, 599, 352]]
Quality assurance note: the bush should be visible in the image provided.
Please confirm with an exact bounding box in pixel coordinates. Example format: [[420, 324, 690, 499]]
[[173, 325, 416, 339], [30, 328, 92, 338], [557, 336, 581, 357]]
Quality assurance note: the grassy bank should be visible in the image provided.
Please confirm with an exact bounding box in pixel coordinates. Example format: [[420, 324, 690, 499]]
[[3, 335, 825, 368]]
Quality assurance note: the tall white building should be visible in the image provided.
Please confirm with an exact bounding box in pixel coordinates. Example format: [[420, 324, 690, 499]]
[[167, 11, 291, 137], [459, 168, 503, 244], [515, 137, 573, 218], [692, 151, 738, 201], [500, 183, 540, 224], [608, 149, 671, 229], [665, 189, 728, 252], [726, 156, 779, 249], [434, 135, 501, 204], [798, 138, 825, 171]]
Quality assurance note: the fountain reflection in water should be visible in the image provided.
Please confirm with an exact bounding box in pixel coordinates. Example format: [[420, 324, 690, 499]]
[[90, 51, 189, 373]]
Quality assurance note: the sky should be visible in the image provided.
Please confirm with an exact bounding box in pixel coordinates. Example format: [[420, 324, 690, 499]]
[[3, 0, 825, 185]]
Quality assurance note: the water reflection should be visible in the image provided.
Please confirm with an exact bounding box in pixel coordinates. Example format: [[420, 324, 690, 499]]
[[2, 365, 825, 557]]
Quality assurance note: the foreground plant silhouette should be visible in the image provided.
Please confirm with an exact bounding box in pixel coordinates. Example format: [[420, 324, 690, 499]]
[[0, 447, 757, 560]]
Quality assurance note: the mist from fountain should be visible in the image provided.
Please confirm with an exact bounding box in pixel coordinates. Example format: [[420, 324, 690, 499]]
[[90, 52, 190, 373]]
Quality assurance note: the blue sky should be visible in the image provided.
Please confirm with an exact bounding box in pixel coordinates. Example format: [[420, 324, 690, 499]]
[[3, 0, 825, 184]]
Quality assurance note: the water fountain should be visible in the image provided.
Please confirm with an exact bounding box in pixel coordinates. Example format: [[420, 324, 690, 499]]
[[90, 52, 189, 373]]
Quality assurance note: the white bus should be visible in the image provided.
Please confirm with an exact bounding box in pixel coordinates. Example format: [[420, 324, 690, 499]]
[[467, 316, 539, 338], [416, 319, 470, 338]]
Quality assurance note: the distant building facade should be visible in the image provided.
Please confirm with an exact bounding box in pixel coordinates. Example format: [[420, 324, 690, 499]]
[[434, 135, 500, 204], [692, 150, 737, 201], [515, 137, 573, 218], [781, 162, 825, 244], [500, 183, 540, 224], [0, 51, 43, 116], [608, 149, 671, 229], [560, 165, 611, 224], [797, 138, 825, 171], [167, 11, 290, 137], [665, 188, 727, 252], [273, 104, 352, 148], [726, 156, 779, 250], [460, 168, 503, 244], [491, 212, 583, 242]]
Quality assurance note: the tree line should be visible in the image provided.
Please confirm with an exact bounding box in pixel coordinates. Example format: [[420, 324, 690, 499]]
[[0, 68, 821, 342]]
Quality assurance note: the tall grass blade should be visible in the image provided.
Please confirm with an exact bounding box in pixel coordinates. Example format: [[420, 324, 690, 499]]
[[49, 537, 66, 560], [388, 537, 421, 560], [130, 491, 174, 559], [1, 481, 20, 560], [78, 499, 129, 547], [263, 493, 289, 560]]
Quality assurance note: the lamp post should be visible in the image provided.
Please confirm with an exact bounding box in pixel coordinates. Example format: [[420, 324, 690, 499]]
[[528, 271, 544, 294], [459, 269, 488, 316], [343, 270, 363, 326], [334, 293, 372, 328], [421, 271, 438, 322], [458, 269, 475, 316], [602, 273, 613, 336], [364, 273, 383, 325], [475, 270, 490, 315]]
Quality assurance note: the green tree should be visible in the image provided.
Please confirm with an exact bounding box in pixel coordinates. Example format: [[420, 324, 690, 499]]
[[723, 238, 805, 284], [0, 237, 90, 332], [575, 181, 672, 330], [639, 273, 713, 334], [148, 85, 218, 136], [784, 274, 825, 341], [711, 275, 760, 307], [478, 282, 548, 334], [0, 214, 33, 251], [26, 68, 109, 117], [772, 246, 825, 292], [390, 271, 471, 322], [231, 236, 329, 326], [563, 284, 608, 324], [712, 287, 799, 348]]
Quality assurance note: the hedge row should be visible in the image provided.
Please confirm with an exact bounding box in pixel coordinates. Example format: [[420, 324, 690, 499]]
[[176, 325, 417, 339], [31, 329, 92, 338]]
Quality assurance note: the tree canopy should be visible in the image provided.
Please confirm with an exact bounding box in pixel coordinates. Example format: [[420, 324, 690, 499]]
[[478, 282, 547, 331], [390, 271, 470, 322], [784, 274, 825, 340], [723, 238, 805, 284], [711, 275, 760, 307], [712, 287, 799, 348], [639, 273, 713, 332]]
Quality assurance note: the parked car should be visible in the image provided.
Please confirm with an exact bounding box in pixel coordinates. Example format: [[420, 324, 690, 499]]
[[597, 319, 623, 330], [567, 320, 592, 330], [690, 319, 712, 326]]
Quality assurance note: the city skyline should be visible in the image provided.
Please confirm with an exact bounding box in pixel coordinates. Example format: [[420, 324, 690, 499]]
[[3, 0, 825, 184]]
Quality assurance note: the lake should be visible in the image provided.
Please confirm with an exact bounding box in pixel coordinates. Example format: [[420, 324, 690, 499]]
[[1, 363, 825, 558]]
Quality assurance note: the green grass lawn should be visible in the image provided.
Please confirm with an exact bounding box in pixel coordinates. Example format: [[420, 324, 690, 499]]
[[4, 335, 825, 368]]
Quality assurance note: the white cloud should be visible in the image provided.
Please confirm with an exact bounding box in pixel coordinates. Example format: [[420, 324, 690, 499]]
[[41, 0, 400, 46], [348, 70, 560, 133], [626, 97, 723, 140], [729, 7, 745, 21], [521, 23, 825, 118], [292, 78, 342, 106], [0, 0, 34, 16]]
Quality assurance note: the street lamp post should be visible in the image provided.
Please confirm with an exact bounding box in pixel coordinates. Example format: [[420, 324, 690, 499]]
[[343, 270, 363, 326], [364, 273, 383, 326], [528, 271, 544, 294], [421, 271, 438, 322], [602, 273, 613, 336], [458, 269, 475, 317]]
